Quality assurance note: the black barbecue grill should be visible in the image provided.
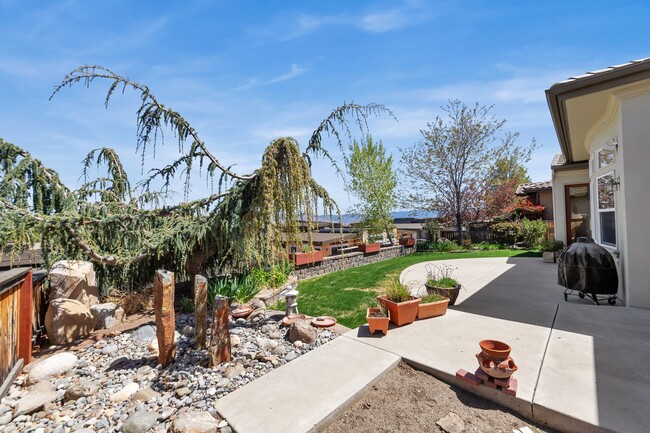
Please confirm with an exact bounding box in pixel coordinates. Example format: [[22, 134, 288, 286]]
[[557, 237, 620, 305]]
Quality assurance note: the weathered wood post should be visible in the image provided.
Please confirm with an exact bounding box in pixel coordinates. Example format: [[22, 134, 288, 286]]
[[154, 270, 175, 367], [194, 275, 208, 350], [208, 295, 231, 366]]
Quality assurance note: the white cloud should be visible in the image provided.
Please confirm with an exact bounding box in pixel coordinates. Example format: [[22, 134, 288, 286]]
[[360, 10, 413, 33], [237, 64, 306, 90]]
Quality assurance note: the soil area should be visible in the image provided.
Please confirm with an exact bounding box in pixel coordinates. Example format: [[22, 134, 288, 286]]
[[324, 363, 557, 433]]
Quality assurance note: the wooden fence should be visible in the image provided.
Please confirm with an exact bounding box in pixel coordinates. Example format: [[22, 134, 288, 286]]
[[0, 268, 33, 399], [440, 220, 556, 244]]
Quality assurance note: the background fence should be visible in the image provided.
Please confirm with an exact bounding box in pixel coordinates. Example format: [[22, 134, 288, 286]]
[[439, 220, 555, 244]]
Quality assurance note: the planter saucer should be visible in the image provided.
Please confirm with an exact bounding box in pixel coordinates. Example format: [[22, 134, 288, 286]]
[[231, 305, 254, 318], [281, 314, 306, 326], [311, 316, 337, 328]]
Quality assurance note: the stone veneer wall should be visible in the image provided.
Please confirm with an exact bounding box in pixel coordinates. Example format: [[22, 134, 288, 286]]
[[294, 245, 415, 280]]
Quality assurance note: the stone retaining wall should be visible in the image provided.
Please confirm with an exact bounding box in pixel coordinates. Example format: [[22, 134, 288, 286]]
[[294, 245, 415, 280]]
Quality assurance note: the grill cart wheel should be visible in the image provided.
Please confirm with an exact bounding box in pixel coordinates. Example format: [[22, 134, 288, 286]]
[[608, 297, 616, 305], [578, 292, 585, 299]]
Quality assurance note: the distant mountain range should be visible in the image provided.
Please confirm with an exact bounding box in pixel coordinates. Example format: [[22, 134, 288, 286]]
[[318, 210, 437, 224]]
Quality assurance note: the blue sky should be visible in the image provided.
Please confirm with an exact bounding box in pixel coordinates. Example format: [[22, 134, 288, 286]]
[[1, 0, 649, 210]]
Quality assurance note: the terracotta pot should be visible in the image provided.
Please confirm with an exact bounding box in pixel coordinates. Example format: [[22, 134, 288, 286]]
[[476, 351, 518, 379], [358, 243, 381, 254], [366, 308, 389, 335], [479, 339, 511, 360], [399, 238, 416, 247], [231, 305, 254, 318], [425, 284, 461, 305], [291, 251, 324, 266], [378, 295, 420, 326], [417, 298, 449, 319]]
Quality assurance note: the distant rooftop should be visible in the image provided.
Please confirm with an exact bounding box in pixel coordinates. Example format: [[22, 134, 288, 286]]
[[516, 180, 552, 195]]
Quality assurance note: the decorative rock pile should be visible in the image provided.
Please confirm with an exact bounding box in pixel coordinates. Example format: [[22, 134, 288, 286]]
[[45, 260, 125, 345], [0, 311, 339, 432]]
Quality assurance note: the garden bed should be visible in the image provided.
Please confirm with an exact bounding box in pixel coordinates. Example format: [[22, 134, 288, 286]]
[[324, 362, 555, 433]]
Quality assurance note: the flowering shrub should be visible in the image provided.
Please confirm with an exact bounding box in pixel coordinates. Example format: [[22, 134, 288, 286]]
[[503, 198, 544, 220]]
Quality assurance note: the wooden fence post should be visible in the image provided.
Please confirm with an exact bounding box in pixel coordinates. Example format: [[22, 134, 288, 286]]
[[154, 270, 175, 367], [208, 295, 231, 366], [194, 275, 208, 350]]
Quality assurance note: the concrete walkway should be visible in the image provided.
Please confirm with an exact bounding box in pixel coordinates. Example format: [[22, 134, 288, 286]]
[[216, 257, 650, 433]]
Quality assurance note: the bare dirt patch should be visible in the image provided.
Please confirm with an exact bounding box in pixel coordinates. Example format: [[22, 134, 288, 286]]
[[324, 362, 556, 433]]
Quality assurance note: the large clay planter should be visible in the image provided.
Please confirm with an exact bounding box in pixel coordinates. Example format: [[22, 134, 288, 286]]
[[425, 284, 461, 306], [378, 295, 420, 326], [366, 308, 389, 335], [417, 297, 449, 319], [358, 243, 381, 254], [292, 251, 324, 266], [476, 340, 517, 379]]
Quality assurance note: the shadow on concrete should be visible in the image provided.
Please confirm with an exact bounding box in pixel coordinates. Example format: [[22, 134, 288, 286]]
[[449, 257, 649, 433]]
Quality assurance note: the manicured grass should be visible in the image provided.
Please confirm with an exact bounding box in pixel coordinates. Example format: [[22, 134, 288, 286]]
[[291, 250, 541, 329]]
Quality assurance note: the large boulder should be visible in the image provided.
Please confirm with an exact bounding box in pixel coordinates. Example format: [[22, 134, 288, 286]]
[[49, 260, 99, 308], [90, 302, 125, 330], [27, 352, 78, 385], [45, 299, 94, 345], [288, 319, 317, 344]]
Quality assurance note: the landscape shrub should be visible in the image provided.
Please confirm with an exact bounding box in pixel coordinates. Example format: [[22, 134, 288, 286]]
[[540, 239, 565, 252], [208, 274, 261, 305], [520, 218, 547, 248], [491, 222, 521, 245]]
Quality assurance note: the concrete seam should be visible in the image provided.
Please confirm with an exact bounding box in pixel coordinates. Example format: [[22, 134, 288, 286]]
[[340, 333, 405, 359], [530, 303, 560, 420]]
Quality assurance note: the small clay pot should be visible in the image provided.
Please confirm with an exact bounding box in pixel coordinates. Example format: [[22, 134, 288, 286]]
[[476, 351, 518, 379], [479, 339, 511, 359], [231, 305, 254, 318]]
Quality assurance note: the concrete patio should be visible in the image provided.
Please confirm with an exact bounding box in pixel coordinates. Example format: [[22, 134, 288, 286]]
[[216, 257, 650, 433]]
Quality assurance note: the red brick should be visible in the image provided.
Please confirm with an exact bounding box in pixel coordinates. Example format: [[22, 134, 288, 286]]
[[474, 368, 489, 383], [494, 376, 512, 388], [502, 377, 518, 396], [483, 377, 498, 389], [456, 369, 481, 386]]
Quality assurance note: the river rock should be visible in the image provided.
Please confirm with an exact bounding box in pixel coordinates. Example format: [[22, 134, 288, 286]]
[[45, 299, 95, 345], [131, 325, 157, 344], [132, 387, 161, 402], [28, 352, 78, 384], [169, 410, 220, 433], [49, 260, 99, 308], [288, 320, 316, 344], [90, 303, 125, 330], [64, 379, 99, 401], [121, 411, 158, 433], [13, 381, 58, 417], [223, 364, 246, 379], [109, 382, 139, 403]]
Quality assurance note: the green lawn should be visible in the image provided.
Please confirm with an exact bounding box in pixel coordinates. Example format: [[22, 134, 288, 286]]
[[290, 250, 541, 329]]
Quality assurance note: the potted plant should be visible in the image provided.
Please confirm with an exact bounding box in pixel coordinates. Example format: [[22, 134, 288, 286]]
[[378, 278, 420, 326], [540, 239, 565, 263], [416, 292, 449, 319], [291, 245, 324, 266], [366, 302, 390, 335], [358, 242, 381, 254], [424, 263, 462, 305]]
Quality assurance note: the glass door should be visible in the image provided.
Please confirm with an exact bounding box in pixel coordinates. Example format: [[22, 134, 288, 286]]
[[565, 184, 591, 244]]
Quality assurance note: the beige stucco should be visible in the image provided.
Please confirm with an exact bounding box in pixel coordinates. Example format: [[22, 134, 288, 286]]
[[553, 78, 650, 308]]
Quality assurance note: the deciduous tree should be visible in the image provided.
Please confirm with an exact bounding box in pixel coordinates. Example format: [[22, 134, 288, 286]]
[[400, 100, 536, 241], [346, 135, 397, 243]]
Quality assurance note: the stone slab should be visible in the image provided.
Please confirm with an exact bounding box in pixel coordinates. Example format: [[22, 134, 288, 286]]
[[216, 336, 400, 433]]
